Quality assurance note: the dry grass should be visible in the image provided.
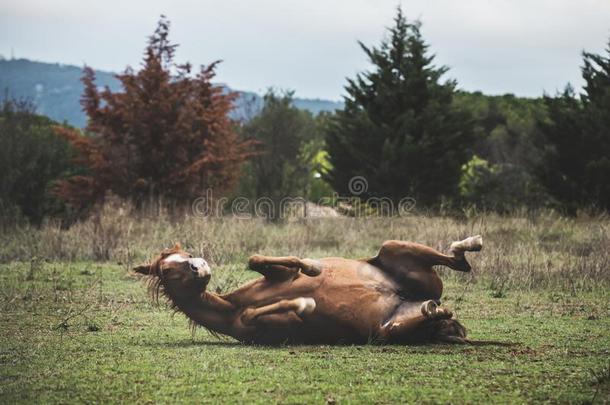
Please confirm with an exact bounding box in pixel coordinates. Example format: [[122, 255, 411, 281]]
[[1, 199, 608, 292]]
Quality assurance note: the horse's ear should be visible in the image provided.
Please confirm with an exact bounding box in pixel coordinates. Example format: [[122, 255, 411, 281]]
[[133, 263, 152, 275], [173, 242, 182, 250]]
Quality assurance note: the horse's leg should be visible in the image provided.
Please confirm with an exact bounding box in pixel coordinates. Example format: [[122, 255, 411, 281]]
[[449, 236, 483, 270], [241, 311, 310, 344], [371, 236, 482, 273], [248, 263, 299, 281], [248, 255, 322, 279], [241, 297, 316, 325], [367, 236, 483, 300], [379, 300, 467, 344]]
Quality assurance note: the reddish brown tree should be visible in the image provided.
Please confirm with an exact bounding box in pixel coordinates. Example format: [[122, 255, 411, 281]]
[[55, 17, 252, 211]]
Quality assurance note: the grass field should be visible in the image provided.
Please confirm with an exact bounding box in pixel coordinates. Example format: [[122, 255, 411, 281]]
[[1, 211, 609, 403]]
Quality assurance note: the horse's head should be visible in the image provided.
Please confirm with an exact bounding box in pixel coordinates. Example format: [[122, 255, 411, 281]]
[[133, 244, 212, 298]]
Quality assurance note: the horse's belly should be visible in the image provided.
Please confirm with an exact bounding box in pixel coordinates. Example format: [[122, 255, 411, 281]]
[[307, 286, 399, 342], [270, 263, 401, 343], [236, 259, 402, 344]]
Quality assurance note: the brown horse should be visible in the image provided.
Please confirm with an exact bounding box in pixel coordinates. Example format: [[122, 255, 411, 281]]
[[134, 235, 482, 344]]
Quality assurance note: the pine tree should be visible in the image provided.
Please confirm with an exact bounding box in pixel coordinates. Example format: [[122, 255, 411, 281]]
[[581, 41, 610, 209], [325, 8, 473, 206], [537, 40, 610, 212], [55, 16, 252, 211]]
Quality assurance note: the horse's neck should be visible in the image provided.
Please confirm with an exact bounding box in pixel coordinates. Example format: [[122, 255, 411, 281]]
[[170, 290, 237, 336]]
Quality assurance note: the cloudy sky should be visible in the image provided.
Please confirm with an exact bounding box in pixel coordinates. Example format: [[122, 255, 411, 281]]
[[1, 0, 609, 100]]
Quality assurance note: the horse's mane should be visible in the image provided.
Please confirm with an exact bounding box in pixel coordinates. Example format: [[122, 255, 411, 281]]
[[138, 248, 223, 340], [139, 248, 173, 305], [144, 270, 166, 305]]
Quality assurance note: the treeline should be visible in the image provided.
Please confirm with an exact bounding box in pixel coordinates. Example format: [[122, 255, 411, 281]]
[[1, 10, 609, 224]]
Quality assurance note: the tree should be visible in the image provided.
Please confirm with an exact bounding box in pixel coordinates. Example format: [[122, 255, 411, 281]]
[[580, 42, 610, 209], [325, 8, 474, 206], [537, 40, 610, 212], [55, 17, 252, 212], [0, 98, 74, 224], [454, 92, 552, 211], [458, 155, 551, 212], [238, 90, 321, 217]]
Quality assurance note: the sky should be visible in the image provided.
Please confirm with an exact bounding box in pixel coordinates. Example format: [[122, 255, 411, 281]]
[[1, 0, 609, 100]]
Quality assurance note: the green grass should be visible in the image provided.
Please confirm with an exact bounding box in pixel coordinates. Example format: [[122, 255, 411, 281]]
[[1, 260, 609, 404]]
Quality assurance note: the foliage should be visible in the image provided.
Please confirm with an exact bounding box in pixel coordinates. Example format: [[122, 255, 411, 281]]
[[54, 17, 253, 213], [453, 93, 552, 211], [537, 41, 610, 213], [325, 8, 474, 206], [0, 98, 74, 224], [3, 18, 610, 218], [458, 155, 552, 212], [454, 92, 545, 167], [307, 148, 334, 204], [238, 90, 327, 216]]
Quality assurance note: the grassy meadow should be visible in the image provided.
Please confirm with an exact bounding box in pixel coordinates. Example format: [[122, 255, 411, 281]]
[[1, 205, 609, 403]]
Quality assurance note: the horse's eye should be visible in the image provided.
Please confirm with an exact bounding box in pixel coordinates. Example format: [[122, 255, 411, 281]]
[[188, 254, 193, 258]]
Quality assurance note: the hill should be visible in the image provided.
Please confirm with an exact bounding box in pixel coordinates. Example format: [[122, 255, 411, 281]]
[[0, 58, 343, 127]]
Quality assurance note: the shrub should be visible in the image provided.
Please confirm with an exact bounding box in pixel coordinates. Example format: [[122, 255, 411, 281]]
[[459, 155, 553, 212], [0, 99, 74, 225]]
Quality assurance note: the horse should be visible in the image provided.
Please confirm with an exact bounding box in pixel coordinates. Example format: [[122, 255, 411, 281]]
[[134, 235, 482, 344]]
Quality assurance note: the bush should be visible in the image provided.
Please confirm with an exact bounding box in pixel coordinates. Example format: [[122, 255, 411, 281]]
[[459, 155, 553, 212], [0, 99, 74, 225]]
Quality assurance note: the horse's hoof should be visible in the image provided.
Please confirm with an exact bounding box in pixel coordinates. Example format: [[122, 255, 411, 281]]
[[436, 307, 453, 319], [248, 254, 265, 268], [421, 300, 453, 319], [301, 259, 323, 276], [421, 300, 438, 318], [296, 297, 316, 315], [451, 235, 483, 253]]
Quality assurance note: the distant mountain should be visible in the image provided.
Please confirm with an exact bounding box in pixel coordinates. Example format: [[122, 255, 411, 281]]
[[0, 58, 343, 128]]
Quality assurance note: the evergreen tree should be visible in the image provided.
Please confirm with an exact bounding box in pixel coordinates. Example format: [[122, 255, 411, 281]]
[[537, 40, 610, 212], [325, 8, 473, 206], [55, 17, 253, 211], [581, 42, 610, 209]]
